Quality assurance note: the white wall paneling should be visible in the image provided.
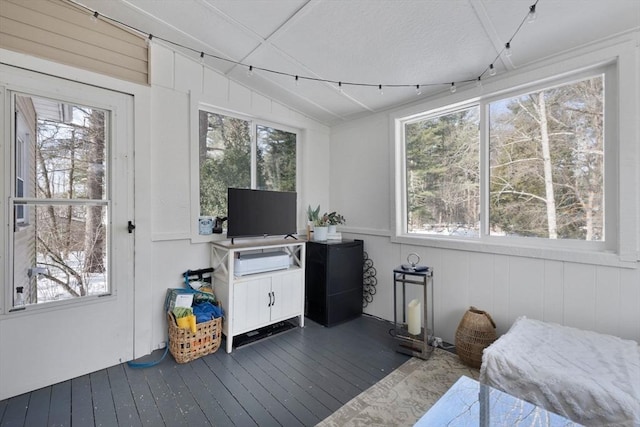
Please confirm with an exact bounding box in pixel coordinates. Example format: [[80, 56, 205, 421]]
[[151, 86, 191, 240]]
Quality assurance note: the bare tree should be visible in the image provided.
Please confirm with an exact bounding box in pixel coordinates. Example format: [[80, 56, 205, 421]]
[[83, 110, 105, 273]]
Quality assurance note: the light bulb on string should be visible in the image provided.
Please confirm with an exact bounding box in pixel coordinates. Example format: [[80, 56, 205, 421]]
[[146, 34, 153, 47], [476, 76, 482, 88], [504, 42, 512, 57], [247, 65, 253, 77], [295, 75, 299, 86], [415, 85, 422, 96], [200, 52, 205, 65], [528, 4, 537, 23], [338, 81, 344, 94], [450, 82, 456, 93], [489, 63, 497, 76], [378, 84, 383, 96], [90, 11, 99, 23]]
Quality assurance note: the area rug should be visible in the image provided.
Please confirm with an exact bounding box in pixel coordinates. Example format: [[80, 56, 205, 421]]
[[316, 348, 479, 427]]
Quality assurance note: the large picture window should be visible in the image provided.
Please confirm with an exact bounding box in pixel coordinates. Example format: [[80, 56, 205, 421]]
[[198, 110, 297, 218], [398, 68, 611, 251]]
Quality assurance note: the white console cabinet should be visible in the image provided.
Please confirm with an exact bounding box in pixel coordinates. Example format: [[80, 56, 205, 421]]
[[211, 238, 306, 353]]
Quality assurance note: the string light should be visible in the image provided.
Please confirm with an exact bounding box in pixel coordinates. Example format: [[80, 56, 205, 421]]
[[528, 4, 537, 23], [338, 81, 343, 93], [69, 0, 538, 95]]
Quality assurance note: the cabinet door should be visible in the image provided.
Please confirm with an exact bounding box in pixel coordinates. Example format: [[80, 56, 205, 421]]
[[270, 271, 303, 322], [233, 277, 271, 334]]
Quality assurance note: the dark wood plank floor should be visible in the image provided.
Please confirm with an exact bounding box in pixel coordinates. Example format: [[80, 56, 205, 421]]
[[0, 315, 410, 427]]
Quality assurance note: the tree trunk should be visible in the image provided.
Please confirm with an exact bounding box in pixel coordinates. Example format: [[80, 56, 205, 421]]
[[537, 92, 557, 239], [84, 110, 105, 274]]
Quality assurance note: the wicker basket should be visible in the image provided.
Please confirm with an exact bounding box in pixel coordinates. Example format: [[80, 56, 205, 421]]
[[455, 306, 497, 369], [168, 312, 222, 363]]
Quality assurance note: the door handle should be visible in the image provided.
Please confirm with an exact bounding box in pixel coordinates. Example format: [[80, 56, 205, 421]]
[[271, 291, 275, 307], [268, 292, 272, 307], [127, 221, 136, 233]]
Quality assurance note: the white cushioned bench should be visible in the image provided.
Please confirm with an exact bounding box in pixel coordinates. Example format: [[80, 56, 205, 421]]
[[480, 316, 640, 427]]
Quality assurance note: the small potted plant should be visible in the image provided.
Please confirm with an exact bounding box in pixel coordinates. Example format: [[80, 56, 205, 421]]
[[326, 211, 346, 234], [313, 212, 329, 241], [307, 204, 320, 227]]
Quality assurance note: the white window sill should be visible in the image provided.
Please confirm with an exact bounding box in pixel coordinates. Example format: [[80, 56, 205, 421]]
[[391, 234, 637, 269]]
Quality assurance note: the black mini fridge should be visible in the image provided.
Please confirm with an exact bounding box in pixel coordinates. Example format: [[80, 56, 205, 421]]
[[305, 239, 364, 327]]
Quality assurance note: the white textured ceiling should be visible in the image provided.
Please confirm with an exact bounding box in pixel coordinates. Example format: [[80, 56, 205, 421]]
[[75, 0, 640, 126]]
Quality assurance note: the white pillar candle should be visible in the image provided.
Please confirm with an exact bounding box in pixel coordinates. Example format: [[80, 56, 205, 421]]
[[407, 298, 421, 335]]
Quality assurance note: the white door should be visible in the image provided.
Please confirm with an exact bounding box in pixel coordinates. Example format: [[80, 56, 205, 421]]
[[0, 67, 134, 400]]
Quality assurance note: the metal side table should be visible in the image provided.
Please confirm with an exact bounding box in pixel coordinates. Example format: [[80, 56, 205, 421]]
[[393, 265, 435, 359]]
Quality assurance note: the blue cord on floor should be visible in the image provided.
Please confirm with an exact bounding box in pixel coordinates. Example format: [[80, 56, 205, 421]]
[[126, 344, 169, 368]]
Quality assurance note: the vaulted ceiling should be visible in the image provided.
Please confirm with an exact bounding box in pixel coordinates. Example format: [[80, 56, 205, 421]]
[[75, 0, 640, 126]]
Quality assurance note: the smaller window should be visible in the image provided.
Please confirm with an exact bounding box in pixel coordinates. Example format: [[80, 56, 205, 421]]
[[198, 110, 297, 218]]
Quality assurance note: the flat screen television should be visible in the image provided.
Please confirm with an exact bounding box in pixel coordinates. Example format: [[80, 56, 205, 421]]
[[227, 188, 297, 241]]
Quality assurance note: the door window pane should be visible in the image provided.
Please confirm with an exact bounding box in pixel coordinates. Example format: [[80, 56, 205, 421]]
[[12, 94, 110, 307]]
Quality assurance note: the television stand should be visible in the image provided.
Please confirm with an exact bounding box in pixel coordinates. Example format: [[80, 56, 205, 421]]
[[211, 239, 306, 353]]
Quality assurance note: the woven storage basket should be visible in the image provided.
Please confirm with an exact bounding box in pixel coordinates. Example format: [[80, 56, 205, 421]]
[[455, 306, 496, 369], [168, 312, 221, 363]]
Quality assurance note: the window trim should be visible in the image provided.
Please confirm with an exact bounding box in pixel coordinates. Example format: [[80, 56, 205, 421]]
[[391, 42, 637, 268], [190, 102, 300, 243]]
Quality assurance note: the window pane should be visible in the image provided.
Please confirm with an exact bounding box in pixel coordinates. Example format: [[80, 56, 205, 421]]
[[405, 107, 480, 236], [13, 204, 108, 306], [15, 112, 29, 224], [34, 99, 107, 200], [256, 125, 296, 192], [199, 111, 251, 217], [12, 94, 110, 307], [489, 76, 604, 240]]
